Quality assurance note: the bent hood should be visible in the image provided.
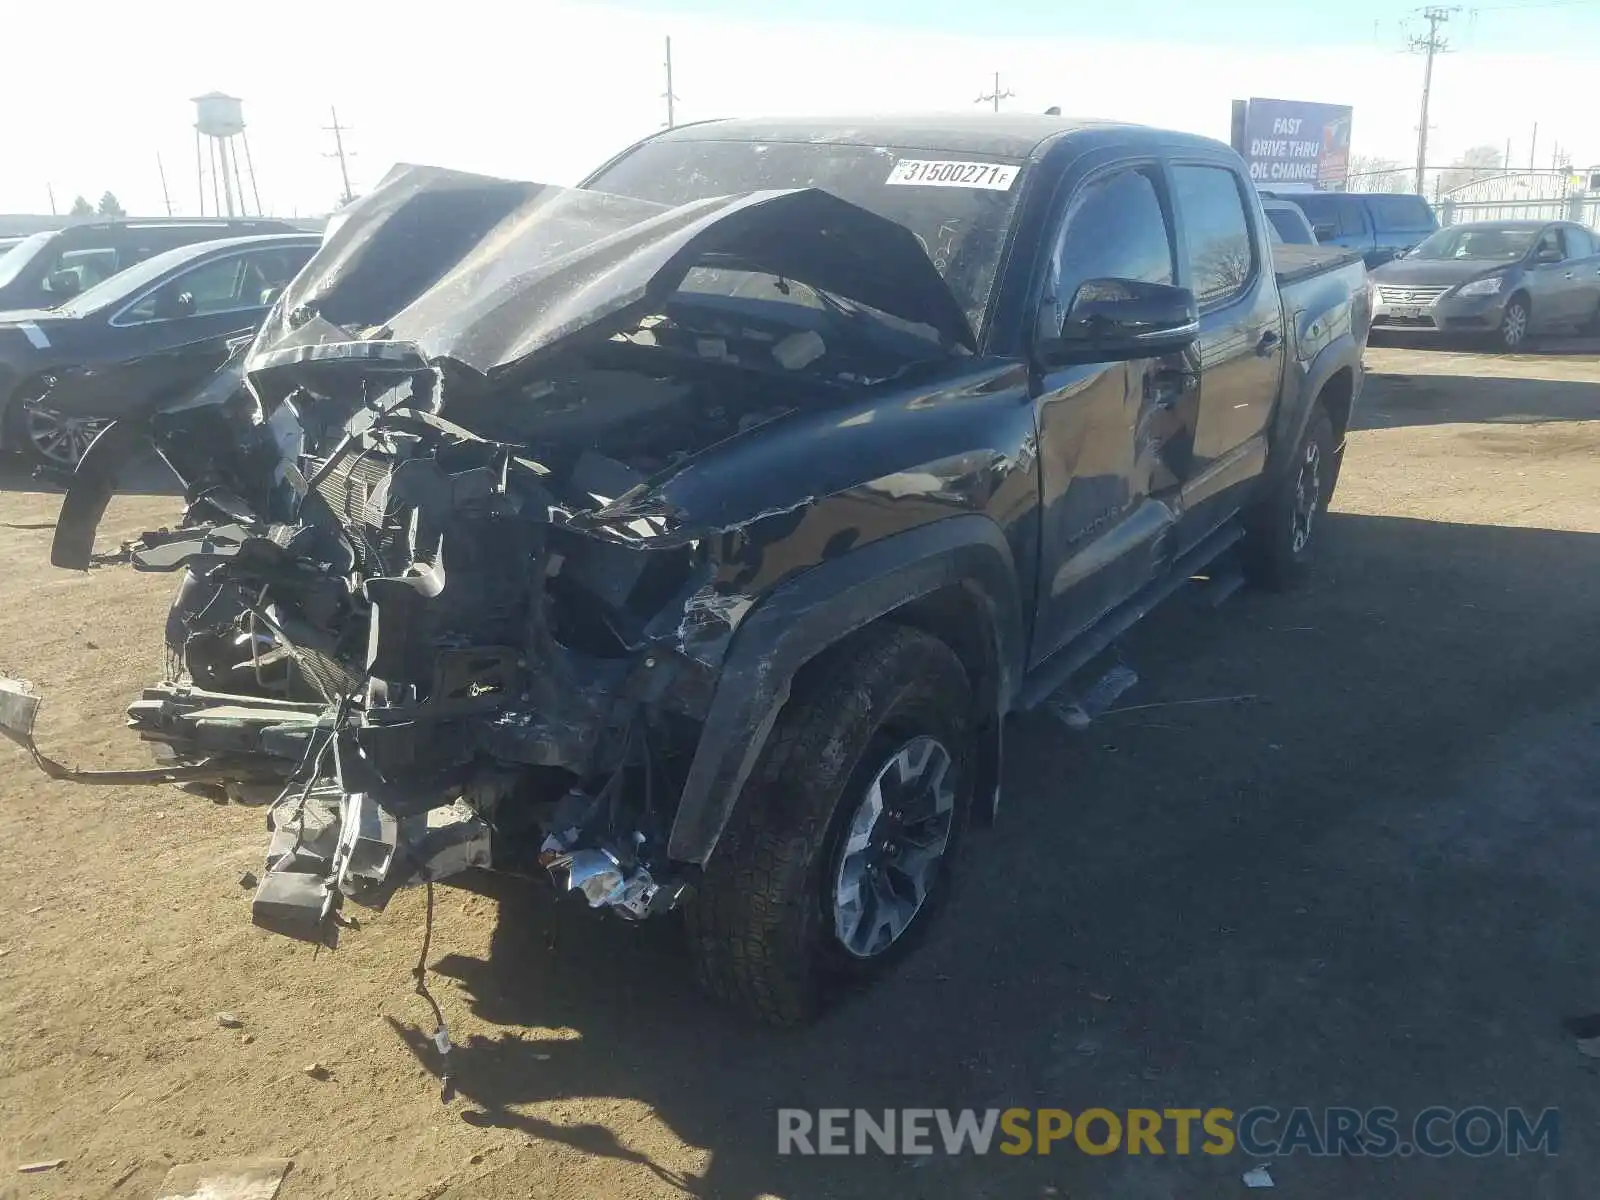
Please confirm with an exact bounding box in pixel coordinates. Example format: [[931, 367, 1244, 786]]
[[246, 163, 976, 388]]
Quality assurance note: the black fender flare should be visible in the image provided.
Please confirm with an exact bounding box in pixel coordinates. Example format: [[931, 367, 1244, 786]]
[[51, 418, 155, 570], [1267, 332, 1361, 483], [665, 514, 1024, 866]]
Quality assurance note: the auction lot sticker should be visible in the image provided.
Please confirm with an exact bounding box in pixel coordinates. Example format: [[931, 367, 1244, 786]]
[[886, 159, 1019, 189]]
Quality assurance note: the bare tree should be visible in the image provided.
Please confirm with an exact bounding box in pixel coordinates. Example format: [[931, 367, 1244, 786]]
[[1196, 235, 1253, 299], [1438, 145, 1505, 196], [1346, 155, 1408, 193]]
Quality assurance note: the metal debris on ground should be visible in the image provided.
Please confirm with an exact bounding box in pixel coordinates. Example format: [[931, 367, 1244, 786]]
[[217, 1012, 243, 1028], [18, 1159, 65, 1173], [1242, 1163, 1275, 1188], [153, 1157, 292, 1200]]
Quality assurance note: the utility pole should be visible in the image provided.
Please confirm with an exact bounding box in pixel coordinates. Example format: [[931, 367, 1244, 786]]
[[1407, 6, 1456, 196], [975, 71, 1014, 113], [662, 36, 680, 129], [157, 153, 173, 215], [324, 106, 355, 206], [1528, 122, 1537, 172], [46, 183, 57, 216]]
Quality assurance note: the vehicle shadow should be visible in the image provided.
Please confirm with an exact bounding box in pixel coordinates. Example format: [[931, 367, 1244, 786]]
[[1357, 369, 1600, 431], [398, 511, 1600, 1200]]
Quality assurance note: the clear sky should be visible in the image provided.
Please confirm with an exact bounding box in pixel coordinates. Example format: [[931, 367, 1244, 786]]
[[3, 0, 1596, 218]]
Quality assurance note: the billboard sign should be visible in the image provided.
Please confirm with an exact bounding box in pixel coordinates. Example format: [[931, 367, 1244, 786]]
[[1242, 98, 1354, 190]]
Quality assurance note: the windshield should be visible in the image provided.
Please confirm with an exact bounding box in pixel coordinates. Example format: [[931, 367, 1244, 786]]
[[0, 231, 52, 292], [1408, 225, 1539, 262], [584, 138, 1028, 336]]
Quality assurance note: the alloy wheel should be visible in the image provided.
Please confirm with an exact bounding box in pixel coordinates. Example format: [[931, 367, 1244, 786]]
[[1501, 301, 1528, 350], [25, 406, 105, 469], [831, 735, 956, 959], [1291, 439, 1322, 555]]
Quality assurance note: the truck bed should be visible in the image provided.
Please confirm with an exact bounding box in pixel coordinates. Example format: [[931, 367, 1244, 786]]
[[1273, 242, 1366, 287]]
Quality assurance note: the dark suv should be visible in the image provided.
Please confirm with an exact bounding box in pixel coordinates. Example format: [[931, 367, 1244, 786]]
[[0, 219, 301, 311], [1260, 190, 1438, 268]]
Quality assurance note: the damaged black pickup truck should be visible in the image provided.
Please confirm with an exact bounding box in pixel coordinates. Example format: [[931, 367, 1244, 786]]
[[2, 116, 1369, 1026]]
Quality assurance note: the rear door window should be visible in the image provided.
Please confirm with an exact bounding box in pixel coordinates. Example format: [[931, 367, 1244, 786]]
[[1285, 193, 1356, 238], [1173, 165, 1257, 308], [1563, 227, 1594, 257], [1366, 194, 1436, 233]]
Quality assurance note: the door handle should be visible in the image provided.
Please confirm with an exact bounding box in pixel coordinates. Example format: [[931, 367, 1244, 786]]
[[1254, 330, 1282, 356], [1564, 271, 1576, 280]]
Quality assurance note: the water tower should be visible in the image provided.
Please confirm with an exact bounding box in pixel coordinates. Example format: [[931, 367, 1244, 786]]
[[193, 92, 262, 217]]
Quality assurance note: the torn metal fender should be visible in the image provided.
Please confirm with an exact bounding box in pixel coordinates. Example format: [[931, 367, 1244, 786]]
[[0, 677, 243, 785], [50, 418, 153, 569], [665, 514, 1024, 865]]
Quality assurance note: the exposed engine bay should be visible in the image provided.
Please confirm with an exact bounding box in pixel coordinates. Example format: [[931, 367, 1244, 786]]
[[0, 164, 974, 941]]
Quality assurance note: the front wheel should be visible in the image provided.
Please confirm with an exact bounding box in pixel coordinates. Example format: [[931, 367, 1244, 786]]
[[1241, 404, 1335, 591], [685, 623, 974, 1026], [1496, 293, 1532, 352], [3, 397, 106, 472]]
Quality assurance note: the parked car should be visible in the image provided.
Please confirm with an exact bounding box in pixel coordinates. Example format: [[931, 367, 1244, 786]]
[[0, 218, 300, 312], [1262, 197, 1317, 245], [0, 232, 319, 468], [1, 117, 1370, 1026], [1261, 190, 1438, 267], [1369, 219, 1600, 350]]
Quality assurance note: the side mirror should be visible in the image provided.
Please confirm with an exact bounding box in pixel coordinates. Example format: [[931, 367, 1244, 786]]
[[1534, 247, 1562, 264], [1040, 278, 1198, 365], [1312, 223, 1336, 241]]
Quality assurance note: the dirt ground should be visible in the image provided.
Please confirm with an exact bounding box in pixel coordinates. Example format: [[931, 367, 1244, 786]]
[[0, 337, 1597, 1199]]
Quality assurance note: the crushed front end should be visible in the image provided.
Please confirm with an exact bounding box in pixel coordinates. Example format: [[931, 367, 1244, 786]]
[[5, 164, 975, 943]]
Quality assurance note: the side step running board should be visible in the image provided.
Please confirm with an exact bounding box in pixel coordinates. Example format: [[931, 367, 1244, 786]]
[[1016, 522, 1244, 711]]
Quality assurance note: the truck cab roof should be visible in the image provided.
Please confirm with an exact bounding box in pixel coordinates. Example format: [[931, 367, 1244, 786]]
[[642, 113, 1234, 164]]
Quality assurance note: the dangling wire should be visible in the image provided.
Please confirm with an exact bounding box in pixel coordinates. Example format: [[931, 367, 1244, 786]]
[[413, 880, 455, 1103]]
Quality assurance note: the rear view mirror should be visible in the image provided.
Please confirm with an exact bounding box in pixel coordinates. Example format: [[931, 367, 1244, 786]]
[[45, 271, 82, 297], [1312, 223, 1336, 241], [1041, 278, 1198, 365]]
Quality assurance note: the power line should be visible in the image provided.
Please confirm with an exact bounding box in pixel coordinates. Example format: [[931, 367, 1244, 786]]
[[1407, 6, 1458, 196], [324, 106, 356, 207], [975, 71, 1014, 113]]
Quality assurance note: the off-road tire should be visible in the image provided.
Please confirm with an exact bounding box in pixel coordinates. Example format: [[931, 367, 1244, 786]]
[[684, 623, 974, 1026], [1241, 404, 1335, 592]]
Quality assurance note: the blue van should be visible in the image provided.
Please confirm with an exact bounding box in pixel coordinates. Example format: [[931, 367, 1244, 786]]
[[1260, 190, 1438, 268]]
